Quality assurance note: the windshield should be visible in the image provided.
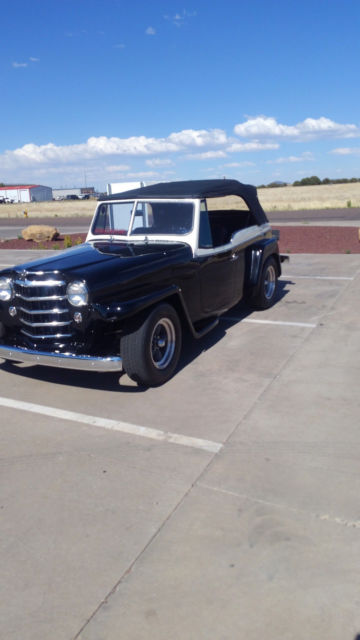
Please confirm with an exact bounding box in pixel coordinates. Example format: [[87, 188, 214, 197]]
[[92, 200, 194, 236], [92, 201, 134, 236]]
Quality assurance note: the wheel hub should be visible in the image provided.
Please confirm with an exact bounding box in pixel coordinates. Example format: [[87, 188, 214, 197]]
[[264, 264, 276, 299], [150, 318, 176, 370]]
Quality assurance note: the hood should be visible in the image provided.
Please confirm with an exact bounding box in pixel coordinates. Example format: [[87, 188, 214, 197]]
[[9, 240, 192, 282]]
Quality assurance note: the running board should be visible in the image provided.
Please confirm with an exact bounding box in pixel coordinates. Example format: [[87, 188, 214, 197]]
[[192, 317, 219, 338]]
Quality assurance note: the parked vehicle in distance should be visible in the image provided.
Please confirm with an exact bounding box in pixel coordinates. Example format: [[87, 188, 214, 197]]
[[0, 179, 285, 386]]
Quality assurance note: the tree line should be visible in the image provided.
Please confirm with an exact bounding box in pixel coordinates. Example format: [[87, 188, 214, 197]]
[[259, 177, 360, 188]]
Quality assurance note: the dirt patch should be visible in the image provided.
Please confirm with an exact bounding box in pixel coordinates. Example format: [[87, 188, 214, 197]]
[[0, 227, 359, 253]]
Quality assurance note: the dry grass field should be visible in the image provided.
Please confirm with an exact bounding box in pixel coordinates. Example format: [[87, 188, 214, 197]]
[[0, 182, 360, 218], [0, 199, 96, 218], [257, 182, 360, 211]]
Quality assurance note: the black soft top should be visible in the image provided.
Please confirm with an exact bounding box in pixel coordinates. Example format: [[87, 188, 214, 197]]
[[102, 179, 268, 225]]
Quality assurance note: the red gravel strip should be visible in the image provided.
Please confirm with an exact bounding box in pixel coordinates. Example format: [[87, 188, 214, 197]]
[[0, 233, 87, 251], [0, 228, 359, 253], [275, 226, 360, 254]]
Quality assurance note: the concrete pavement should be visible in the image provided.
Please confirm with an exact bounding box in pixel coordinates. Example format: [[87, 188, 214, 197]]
[[0, 253, 359, 639]]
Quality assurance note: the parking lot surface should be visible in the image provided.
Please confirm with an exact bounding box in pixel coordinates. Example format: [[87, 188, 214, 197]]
[[1, 251, 359, 640]]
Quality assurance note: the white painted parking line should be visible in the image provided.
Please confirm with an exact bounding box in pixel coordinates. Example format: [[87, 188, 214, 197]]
[[0, 396, 222, 454], [243, 318, 317, 328], [280, 274, 354, 281], [222, 317, 317, 329]]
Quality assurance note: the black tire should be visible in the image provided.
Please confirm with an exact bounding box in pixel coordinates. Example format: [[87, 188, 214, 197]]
[[251, 256, 278, 309], [121, 303, 182, 386]]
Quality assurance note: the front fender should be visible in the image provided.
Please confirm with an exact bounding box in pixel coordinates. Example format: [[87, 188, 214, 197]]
[[92, 284, 181, 321], [91, 285, 212, 339]]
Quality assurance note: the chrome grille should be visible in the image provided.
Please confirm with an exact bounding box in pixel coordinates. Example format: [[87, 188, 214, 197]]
[[14, 271, 73, 340]]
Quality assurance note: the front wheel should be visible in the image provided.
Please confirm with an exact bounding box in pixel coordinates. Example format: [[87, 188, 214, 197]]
[[251, 256, 278, 309], [121, 303, 182, 386]]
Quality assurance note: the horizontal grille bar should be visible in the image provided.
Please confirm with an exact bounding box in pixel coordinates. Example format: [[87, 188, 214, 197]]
[[18, 306, 68, 315], [14, 270, 74, 343], [16, 294, 66, 302], [20, 318, 72, 328], [15, 278, 66, 287], [21, 329, 73, 340]]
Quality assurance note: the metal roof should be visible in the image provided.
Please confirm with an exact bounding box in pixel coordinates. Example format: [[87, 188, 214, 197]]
[[0, 185, 39, 190]]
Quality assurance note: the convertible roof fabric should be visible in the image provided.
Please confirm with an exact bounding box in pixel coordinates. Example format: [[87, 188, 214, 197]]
[[103, 179, 268, 224]]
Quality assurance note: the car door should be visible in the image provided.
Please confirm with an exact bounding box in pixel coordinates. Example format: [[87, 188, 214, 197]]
[[196, 207, 245, 314], [196, 249, 240, 314]]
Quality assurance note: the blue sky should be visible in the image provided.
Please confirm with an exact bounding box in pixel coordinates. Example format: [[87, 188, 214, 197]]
[[1, 0, 360, 190]]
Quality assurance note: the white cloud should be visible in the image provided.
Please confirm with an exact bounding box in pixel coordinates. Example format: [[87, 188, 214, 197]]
[[187, 151, 227, 159], [270, 151, 314, 164], [168, 128, 227, 148], [146, 158, 174, 167], [126, 171, 160, 179], [164, 10, 197, 27], [3, 116, 355, 184], [331, 147, 360, 155], [105, 164, 131, 172], [0, 128, 230, 169], [29, 57, 40, 62], [113, 44, 125, 49], [234, 116, 359, 140], [227, 141, 279, 152], [223, 161, 255, 167], [12, 62, 28, 68], [146, 26, 156, 35]]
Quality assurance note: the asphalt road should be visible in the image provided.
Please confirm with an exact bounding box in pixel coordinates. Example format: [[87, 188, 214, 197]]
[[0, 251, 360, 639], [268, 207, 360, 224]]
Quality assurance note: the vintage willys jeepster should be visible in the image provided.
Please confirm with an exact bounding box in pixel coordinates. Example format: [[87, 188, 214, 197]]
[[0, 179, 284, 386]]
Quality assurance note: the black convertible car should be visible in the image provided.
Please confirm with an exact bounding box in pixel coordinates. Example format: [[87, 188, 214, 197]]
[[0, 179, 284, 386]]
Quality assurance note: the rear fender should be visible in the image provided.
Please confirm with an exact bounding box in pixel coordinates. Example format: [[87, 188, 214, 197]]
[[247, 237, 281, 287]]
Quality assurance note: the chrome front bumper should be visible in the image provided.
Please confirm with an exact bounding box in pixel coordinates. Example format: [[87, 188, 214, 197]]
[[0, 344, 123, 372]]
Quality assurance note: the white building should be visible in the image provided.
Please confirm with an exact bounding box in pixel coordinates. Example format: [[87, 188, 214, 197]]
[[0, 184, 52, 203], [52, 187, 96, 199], [106, 181, 144, 195]]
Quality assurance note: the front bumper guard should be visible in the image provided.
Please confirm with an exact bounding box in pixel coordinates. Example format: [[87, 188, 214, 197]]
[[0, 344, 123, 373]]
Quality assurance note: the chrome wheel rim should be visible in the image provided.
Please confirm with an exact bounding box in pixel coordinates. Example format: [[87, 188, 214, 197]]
[[150, 318, 176, 370], [264, 264, 276, 299]]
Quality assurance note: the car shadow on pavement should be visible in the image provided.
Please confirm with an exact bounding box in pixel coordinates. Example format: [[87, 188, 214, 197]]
[[177, 279, 292, 375], [0, 280, 292, 393]]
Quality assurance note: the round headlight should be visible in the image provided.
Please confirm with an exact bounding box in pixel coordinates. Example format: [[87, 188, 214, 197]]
[[0, 277, 14, 302], [67, 281, 89, 307]]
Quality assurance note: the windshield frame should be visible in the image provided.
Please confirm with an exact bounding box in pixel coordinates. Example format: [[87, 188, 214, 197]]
[[87, 198, 198, 250]]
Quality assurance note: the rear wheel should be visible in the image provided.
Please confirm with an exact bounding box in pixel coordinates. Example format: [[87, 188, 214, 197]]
[[251, 256, 278, 309], [121, 303, 182, 386]]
